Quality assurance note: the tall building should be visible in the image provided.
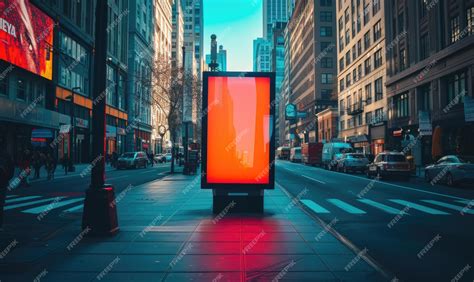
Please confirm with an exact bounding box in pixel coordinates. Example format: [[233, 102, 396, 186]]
[[337, 0, 387, 155], [0, 0, 129, 163], [253, 38, 271, 72], [278, 24, 292, 146], [271, 22, 286, 146], [384, 0, 474, 165], [127, 0, 154, 152], [287, 0, 337, 143], [205, 45, 227, 71], [151, 0, 173, 154], [263, 0, 289, 40], [183, 0, 204, 77], [171, 0, 185, 69]]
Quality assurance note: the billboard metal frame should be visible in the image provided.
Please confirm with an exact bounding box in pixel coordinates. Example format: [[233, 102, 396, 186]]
[[201, 71, 276, 190]]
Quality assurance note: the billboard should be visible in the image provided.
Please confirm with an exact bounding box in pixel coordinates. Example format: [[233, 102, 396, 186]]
[[201, 72, 275, 190], [0, 0, 54, 80]]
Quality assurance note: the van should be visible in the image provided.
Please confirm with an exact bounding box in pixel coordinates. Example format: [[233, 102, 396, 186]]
[[322, 142, 353, 170], [276, 147, 291, 160], [290, 147, 302, 163]]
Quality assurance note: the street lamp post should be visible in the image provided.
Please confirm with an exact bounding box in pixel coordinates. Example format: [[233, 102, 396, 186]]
[[82, 0, 119, 236], [66, 87, 81, 171]]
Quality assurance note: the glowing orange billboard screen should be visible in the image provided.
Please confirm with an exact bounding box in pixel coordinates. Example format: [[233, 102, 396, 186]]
[[202, 72, 275, 189], [0, 0, 54, 80]]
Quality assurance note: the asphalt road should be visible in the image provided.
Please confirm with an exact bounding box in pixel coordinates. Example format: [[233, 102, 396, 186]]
[[276, 160, 474, 281], [2, 163, 173, 245]]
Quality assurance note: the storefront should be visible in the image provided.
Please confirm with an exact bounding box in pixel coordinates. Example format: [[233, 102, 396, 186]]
[[348, 135, 369, 154], [74, 117, 90, 163], [117, 127, 126, 154], [106, 125, 117, 155], [369, 122, 386, 156]]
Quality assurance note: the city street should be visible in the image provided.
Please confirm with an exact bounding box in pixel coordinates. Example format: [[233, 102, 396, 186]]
[[276, 160, 474, 281]]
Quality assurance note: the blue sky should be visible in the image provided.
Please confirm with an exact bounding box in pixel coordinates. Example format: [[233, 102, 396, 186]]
[[203, 0, 262, 71]]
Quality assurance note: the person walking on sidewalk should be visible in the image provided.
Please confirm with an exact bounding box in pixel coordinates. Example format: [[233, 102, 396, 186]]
[[46, 153, 57, 180], [0, 147, 14, 228], [32, 151, 42, 179], [62, 156, 69, 175], [19, 149, 31, 187]]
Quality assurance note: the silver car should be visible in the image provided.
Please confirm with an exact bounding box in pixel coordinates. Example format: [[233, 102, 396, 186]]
[[425, 155, 474, 186], [117, 152, 148, 169], [338, 153, 370, 173]]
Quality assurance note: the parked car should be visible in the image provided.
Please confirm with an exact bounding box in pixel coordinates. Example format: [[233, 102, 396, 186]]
[[276, 147, 291, 160], [154, 154, 165, 163], [163, 153, 172, 162], [117, 152, 148, 169], [425, 155, 474, 186], [301, 143, 323, 166], [337, 153, 370, 173], [290, 147, 302, 162], [322, 142, 353, 170], [367, 151, 411, 180]]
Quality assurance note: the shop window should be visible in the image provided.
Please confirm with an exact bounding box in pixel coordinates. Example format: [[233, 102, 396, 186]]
[[450, 16, 460, 43], [418, 84, 431, 111], [445, 70, 466, 106], [391, 92, 409, 119], [17, 79, 26, 100]]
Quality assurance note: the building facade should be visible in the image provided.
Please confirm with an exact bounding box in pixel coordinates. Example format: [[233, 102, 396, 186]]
[[263, 0, 289, 40], [287, 0, 337, 144], [337, 0, 387, 155], [0, 0, 129, 164], [253, 38, 272, 72], [172, 0, 185, 69], [205, 45, 227, 71], [316, 107, 339, 143], [271, 22, 286, 147], [385, 0, 474, 166]]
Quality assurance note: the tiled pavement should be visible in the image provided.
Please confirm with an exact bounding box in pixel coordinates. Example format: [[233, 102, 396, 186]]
[[0, 173, 387, 281]]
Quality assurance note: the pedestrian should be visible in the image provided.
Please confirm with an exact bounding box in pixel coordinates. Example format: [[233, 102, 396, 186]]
[[46, 153, 57, 180], [62, 156, 69, 175], [0, 147, 15, 229], [148, 151, 154, 167], [19, 149, 31, 187], [111, 151, 118, 168], [32, 151, 42, 179]]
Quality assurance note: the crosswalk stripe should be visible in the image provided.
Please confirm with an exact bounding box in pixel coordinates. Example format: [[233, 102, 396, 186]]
[[389, 200, 450, 215], [301, 199, 330, 213], [62, 204, 84, 213], [22, 198, 84, 214], [327, 199, 366, 214], [422, 200, 474, 215], [357, 199, 407, 215], [6, 195, 18, 199], [5, 197, 65, 210], [5, 196, 41, 204], [456, 200, 473, 205]]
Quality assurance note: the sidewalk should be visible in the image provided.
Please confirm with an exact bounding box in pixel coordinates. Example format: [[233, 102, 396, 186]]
[[0, 172, 387, 281]]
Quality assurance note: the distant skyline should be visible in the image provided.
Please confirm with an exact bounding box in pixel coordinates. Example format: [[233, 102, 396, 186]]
[[203, 0, 263, 71]]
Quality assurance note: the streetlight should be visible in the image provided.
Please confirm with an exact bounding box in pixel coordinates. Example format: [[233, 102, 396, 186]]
[[65, 86, 81, 171]]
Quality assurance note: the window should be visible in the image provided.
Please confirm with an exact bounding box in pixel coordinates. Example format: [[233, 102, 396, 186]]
[[399, 48, 407, 71], [374, 20, 382, 41], [321, 89, 333, 100], [468, 7, 474, 36], [0, 65, 8, 96], [345, 8, 350, 24], [363, 3, 370, 25], [352, 45, 357, 61], [357, 64, 362, 79], [321, 11, 332, 22], [353, 69, 357, 82], [345, 29, 350, 45], [392, 93, 409, 118], [320, 27, 332, 37], [418, 84, 431, 111], [321, 42, 333, 52], [340, 120, 346, 130], [450, 16, 461, 43], [420, 0, 428, 18], [420, 34, 429, 60], [339, 35, 344, 51], [398, 12, 404, 34], [320, 0, 332, 6], [321, 73, 334, 84], [345, 51, 351, 65], [340, 99, 345, 115], [364, 58, 371, 74], [375, 77, 383, 101], [339, 16, 344, 31], [374, 49, 382, 69], [340, 78, 345, 91], [373, 0, 380, 15], [321, 57, 333, 68], [346, 73, 351, 87], [364, 32, 370, 50], [375, 108, 384, 122], [339, 58, 345, 71], [446, 70, 467, 105], [17, 79, 25, 100], [365, 83, 372, 104], [366, 111, 373, 124], [357, 40, 362, 56]]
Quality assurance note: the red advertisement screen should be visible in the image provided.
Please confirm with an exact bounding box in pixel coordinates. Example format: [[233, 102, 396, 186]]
[[206, 76, 272, 185], [0, 0, 54, 80]]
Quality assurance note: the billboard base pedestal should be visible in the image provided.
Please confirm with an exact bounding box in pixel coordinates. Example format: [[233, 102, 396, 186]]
[[212, 189, 263, 214]]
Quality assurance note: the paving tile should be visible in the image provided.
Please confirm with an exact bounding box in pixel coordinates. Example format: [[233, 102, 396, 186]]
[[47, 254, 119, 272], [299, 232, 340, 243], [242, 242, 315, 255], [244, 255, 329, 272], [93, 272, 167, 281], [186, 242, 242, 254], [134, 232, 191, 242], [111, 254, 174, 272], [165, 272, 241, 281], [319, 254, 376, 272], [333, 271, 386, 281], [189, 232, 241, 242], [122, 242, 183, 255], [309, 242, 354, 255], [242, 232, 305, 242], [170, 255, 242, 272], [66, 242, 128, 254], [245, 271, 337, 281]]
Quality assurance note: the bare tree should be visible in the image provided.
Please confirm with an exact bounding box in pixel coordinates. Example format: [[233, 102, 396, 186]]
[[137, 54, 199, 173]]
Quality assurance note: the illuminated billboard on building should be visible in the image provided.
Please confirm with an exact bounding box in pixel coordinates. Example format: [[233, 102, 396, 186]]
[[201, 72, 275, 190], [0, 0, 54, 80]]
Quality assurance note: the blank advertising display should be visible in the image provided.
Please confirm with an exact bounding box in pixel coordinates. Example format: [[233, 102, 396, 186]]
[[201, 72, 275, 190]]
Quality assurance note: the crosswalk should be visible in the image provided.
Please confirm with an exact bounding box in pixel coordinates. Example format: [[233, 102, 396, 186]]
[[301, 198, 474, 216], [3, 195, 84, 215]]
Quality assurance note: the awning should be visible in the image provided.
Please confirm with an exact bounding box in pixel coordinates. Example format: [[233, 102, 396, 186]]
[[348, 135, 369, 143]]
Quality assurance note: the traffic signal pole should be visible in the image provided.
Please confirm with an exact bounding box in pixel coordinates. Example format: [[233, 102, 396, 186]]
[[81, 0, 119, 236]]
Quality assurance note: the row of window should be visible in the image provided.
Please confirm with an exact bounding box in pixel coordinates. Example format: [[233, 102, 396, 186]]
[[340, 107, 384, 130], [339, 49, 383, 92], [339, 77, 384, 117], [339, 19, 381, 56]]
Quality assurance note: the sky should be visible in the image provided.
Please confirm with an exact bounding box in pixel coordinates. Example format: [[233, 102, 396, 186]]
[[203, 0, 263, 71]]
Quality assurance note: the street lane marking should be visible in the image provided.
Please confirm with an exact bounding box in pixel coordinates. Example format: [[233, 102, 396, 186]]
[[22, 198, 84, 214], [5, 197, 65, 210], [327, 199, 366, 214], [6, 195, 18, 199], [456, 200, 473, 205], [139, 169, 159, 174], [107, 175, 128, 180], [301, 199, 330, 213], [421, 200, 474, 215], [389, 200, 449, 215], [277, 163, 470, 202], [5, 196, 41, 204], [357, 199, 407, 215], [301, 175, 326, 184], [62, 204, 84, 213]]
